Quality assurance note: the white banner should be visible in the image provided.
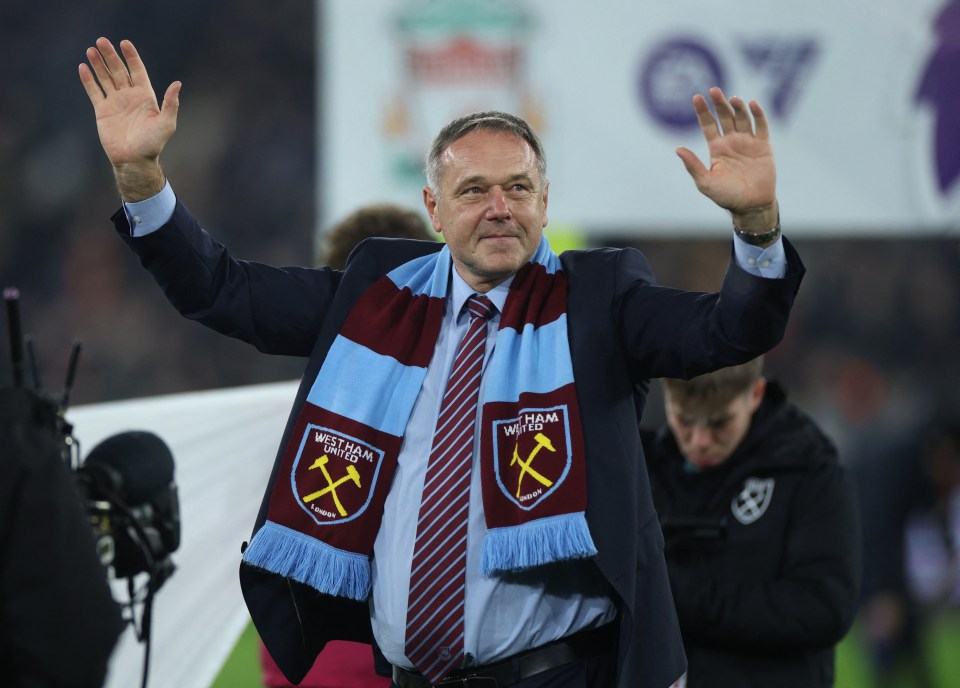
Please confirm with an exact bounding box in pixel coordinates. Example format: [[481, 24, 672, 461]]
[[319, 0, 960, 236], [67, 381, 298, 688]]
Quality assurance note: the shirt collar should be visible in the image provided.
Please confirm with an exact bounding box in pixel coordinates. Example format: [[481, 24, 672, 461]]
[[450, 266, 513, 322]]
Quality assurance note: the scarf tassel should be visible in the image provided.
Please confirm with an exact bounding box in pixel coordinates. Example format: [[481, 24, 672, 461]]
[[480, 512, 598, 576], [243, 520, 371, 601]]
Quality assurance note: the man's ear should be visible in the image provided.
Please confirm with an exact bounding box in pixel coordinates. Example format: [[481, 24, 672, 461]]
[[423, 186, 443, 234], [541, 179, 550, 228], [750, 377, 767, 413]]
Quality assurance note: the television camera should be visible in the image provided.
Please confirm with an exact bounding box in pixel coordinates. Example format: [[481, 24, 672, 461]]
[[2, 287, 180, 688]]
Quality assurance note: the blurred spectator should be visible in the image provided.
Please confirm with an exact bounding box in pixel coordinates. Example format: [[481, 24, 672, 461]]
[[259, 642, 391, 688], [854, 415, 960, 688], [318, 202, 434, 270], [643, 357, 861, 687]]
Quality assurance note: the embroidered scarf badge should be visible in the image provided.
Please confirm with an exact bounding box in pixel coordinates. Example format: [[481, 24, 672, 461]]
[[242, 238, 596, 600]]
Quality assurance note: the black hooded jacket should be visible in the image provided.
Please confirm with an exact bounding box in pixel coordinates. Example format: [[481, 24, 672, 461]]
[[643, 382, 861, 688]]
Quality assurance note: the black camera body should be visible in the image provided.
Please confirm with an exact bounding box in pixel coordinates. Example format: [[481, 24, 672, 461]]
[[0, 385, 126, 687], [3, 287, 181, 583], [76, 431, 182, 581], [3, 287, 183, 687]]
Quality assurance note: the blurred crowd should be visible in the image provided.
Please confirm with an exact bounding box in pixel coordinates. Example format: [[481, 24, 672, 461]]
[[2, 1, 958, 685], [629, 237, 959, 434], [0, 0, 313, 403]]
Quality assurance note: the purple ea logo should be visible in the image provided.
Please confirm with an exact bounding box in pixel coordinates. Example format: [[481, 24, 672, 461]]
[[638, 38, 725, 130]]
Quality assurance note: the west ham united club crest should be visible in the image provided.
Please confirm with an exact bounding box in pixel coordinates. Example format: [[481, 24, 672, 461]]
[[492, 405, 572, 509], [731, 477, 775, 525], [291, 425, 385, 525]]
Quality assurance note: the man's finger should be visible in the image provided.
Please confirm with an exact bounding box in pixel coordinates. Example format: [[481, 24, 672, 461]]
[[95, 37, 132, 88], [120, 40, 150, 88], [709, 87, 737, 135], [86, 46, 116, 92], [78, 64, 105, 106], [750, 101, 770, 141], [676, 147, 707, 183], [730, 96, 753, 135], [692, 94, 720, 142], [159, 81, 182, 131]]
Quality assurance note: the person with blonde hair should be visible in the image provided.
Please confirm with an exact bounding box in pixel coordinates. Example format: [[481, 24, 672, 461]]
[[645, 358, 861, 687]]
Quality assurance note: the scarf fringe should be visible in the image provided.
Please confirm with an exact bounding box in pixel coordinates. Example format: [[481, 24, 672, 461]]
[[480, 512, 597, 575], [243, 520, 370, 601]]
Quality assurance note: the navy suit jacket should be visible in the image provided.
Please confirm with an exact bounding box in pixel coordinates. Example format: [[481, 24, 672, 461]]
[[117, 201, 804, 687]]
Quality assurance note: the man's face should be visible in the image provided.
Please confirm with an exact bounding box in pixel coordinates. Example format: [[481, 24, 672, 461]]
[[664, 380, 765, 470], [423, 128, 548, 292]]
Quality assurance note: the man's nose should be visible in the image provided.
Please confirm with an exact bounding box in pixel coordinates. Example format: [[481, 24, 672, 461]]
[[689, 426, 712, 448], [485, 187, 511, 220]]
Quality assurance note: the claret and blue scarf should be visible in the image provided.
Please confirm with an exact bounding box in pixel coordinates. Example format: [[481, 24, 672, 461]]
[[242, 238, 596, 601]]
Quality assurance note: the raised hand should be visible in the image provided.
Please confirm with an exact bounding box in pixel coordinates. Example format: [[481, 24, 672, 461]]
[[675, 87, 778, 232], [79, 38, 180, 201]]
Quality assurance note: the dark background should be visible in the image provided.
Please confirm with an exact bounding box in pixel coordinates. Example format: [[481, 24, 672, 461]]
[[1, 0, 314, 403]]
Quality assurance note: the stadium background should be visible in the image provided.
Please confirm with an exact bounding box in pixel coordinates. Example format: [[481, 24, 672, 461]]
[[2, 0, 958, 686]]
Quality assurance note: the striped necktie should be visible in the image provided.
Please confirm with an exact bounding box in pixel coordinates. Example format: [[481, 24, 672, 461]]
[[405, 293, 496, 684]]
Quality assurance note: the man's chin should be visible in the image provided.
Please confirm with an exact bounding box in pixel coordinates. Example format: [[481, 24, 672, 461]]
[[476, 252, 527, 276], [686, 455, 719, 469], [456, 248, 534, 288]]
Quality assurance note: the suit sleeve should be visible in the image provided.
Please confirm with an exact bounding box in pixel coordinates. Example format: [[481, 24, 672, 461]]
[[114, 200, 339, 357], [667, 460, 861, 651], [614, 240, 805, 380]]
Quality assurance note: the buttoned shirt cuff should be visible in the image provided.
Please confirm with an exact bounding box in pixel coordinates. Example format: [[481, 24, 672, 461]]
[[732, 231, 786, 279], [123, 181, 176, 237]]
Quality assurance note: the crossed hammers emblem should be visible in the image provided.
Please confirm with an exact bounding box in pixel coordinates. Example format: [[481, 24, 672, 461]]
[[510, 432, 557, 498], [301, 455, 362, 517]]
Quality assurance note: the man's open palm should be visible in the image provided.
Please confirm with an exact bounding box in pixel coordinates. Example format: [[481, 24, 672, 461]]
[[79, 38, 180, 167], [676, 87, 777, 218]]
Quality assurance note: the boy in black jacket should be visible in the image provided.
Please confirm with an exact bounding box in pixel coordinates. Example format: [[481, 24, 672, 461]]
[[644, 357, 860, 688]]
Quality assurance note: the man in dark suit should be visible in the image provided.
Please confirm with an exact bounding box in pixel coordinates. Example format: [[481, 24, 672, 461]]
[[79, 37, 803, 688]]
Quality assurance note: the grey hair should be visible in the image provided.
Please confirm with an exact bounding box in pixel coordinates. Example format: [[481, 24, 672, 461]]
[[424, 111, 547, 196]]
